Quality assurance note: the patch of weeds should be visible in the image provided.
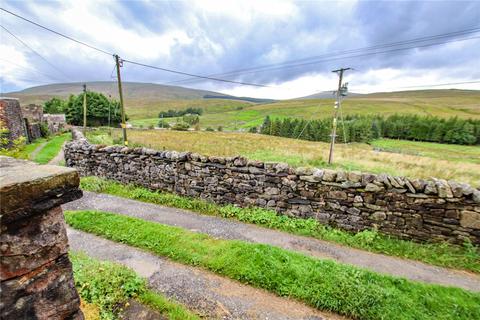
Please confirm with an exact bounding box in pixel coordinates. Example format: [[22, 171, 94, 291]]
[[70, 252, 199, 320], [66, 210, 480, 320], [79, 176, 480, 273]]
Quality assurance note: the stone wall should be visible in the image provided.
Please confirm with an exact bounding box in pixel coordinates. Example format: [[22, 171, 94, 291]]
[[0, 98, 26, 144], [21, 104, 44, 123], [44, 114, 67, 133], [0, 156, 84, 319], [65, 130, 480, 245]]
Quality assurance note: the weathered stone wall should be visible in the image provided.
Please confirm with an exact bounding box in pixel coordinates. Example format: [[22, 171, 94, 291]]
[[44, 113, 67, 133], [21, 104, 44, 123], [0, 98, 26, 144], [65, 130, 480, 245], [0, 156, 84, 319]]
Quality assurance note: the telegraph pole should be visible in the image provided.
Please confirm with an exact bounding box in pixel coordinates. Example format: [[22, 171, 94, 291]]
[[114, 54, 128, 145], [83, 83, 87, 134], [328, 67, 350, 164]]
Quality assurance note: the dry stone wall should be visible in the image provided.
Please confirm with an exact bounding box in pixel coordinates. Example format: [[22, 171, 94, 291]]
[[0, 156, 84, 319], [65, 130, 480, 245]]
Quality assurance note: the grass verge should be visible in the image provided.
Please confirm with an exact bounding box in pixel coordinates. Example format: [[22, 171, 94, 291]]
[[80, 176, 480, 273], [66, 210, 480, 320], [35, 133, 70, 164], [71, 251, 199, 320]]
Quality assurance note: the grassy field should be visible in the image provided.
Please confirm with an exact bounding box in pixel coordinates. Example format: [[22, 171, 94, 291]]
[[86, 129, 480, 186], [66, 210, 480, 320], [81, 176, 480, 272], [126, 90, 480, 130]]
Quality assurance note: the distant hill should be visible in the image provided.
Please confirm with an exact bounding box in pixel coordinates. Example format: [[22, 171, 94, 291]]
[[4, 81, 230, 105]]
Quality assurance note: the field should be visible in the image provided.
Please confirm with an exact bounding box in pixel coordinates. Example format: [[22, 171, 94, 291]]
[[87, 129, 480, 186], [125, 90, 480, 130]]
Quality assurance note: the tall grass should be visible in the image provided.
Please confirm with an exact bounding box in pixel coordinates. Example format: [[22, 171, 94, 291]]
[[86, 129, 480, 186]]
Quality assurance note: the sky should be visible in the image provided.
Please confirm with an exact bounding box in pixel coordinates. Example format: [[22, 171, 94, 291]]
[[1, 0, 479, 99]]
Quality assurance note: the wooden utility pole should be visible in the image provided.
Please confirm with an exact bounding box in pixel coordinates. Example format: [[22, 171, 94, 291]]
[[114, 54, 128, 146], [328, 67, 350, 164], [83, 83, 87, 134]]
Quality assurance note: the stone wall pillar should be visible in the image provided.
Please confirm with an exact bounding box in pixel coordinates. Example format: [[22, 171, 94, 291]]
[[0, 156, 84, 319]]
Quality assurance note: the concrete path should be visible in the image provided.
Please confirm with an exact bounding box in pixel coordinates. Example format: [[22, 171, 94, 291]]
[[63, 192, 480, 292], [68, 228, 345, 320], [48, 142, 65, 165]]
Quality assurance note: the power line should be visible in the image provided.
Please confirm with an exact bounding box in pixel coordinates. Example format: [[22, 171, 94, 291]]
[[0, 57, 65, 82], [1, 7, 269, 88], [349, 80, 480, 92], [122, 59, 270, 87], [170, 35, 480, 84], [0, 7, 112, 55], [1, 24, 69, 81], [171, 26, 480, 84]]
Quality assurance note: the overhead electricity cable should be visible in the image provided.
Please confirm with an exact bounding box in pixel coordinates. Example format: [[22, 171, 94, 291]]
[[171, 26, 480, 83], [0, 7, 112, 55], [1, 24, 70, 81], [348, 80, 480, 92], [170, 35, 480, 84], [0, 57, 65, 82], [0, 7, 269, 88], [121, 59, 269, 87]]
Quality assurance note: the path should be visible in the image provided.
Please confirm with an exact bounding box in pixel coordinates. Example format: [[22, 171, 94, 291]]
[[63, 192, 480, 292], [48, 142, 65, 165], [29, 142, 47, 160], [68, 228, 345, 320]]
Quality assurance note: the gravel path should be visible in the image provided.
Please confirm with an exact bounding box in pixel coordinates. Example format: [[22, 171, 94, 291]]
[[48, 142, 65, 165], [63, 192, 480, 292], [68, 228, 345, 320]]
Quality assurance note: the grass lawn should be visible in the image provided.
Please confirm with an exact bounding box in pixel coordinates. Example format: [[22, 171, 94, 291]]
[[66, 210, 480, 320], [34, 133, 71, 164], [71, 252, 199, 320], [80, 177, 480, 273], [85, 129, 480, 186]]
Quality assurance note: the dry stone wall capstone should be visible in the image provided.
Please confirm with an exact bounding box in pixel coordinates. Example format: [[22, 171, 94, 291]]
[[65, 129, 480, 245], [0, 156, 84, 320]]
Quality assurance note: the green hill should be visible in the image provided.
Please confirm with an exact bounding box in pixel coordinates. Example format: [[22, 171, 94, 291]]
[[5, 83, 480, 129]]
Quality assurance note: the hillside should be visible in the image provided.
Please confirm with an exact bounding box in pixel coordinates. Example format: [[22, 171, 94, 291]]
[[5, 82, 480, 129], [5, 81, 229, 104]]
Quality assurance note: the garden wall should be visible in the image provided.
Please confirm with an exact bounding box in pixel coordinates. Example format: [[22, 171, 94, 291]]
[[65, 130, 480, 245]]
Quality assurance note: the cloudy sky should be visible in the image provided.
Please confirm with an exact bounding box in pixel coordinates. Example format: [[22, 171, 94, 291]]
[[1, 0, 479, 99]]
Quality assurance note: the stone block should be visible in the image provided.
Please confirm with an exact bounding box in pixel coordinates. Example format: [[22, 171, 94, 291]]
[[460, 211, 480, 229]]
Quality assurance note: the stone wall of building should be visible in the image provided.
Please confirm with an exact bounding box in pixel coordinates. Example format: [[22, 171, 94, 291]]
[[21, 104, 44, 123], [65, 130, 480, 245], [0, 98, 26, 144], [44, 114, 67, 133], [0, 156, 84, 319]]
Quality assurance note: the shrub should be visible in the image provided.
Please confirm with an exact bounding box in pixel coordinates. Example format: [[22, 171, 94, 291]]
[[205, 127, 215, 132], [217, 126, 223, 132], [171, 122, 190, 131], [157, 119, 170, 128]]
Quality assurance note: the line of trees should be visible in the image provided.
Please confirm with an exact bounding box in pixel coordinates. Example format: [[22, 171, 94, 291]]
[[259, 114, 480, 145], [158, 107, 203, 118]]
